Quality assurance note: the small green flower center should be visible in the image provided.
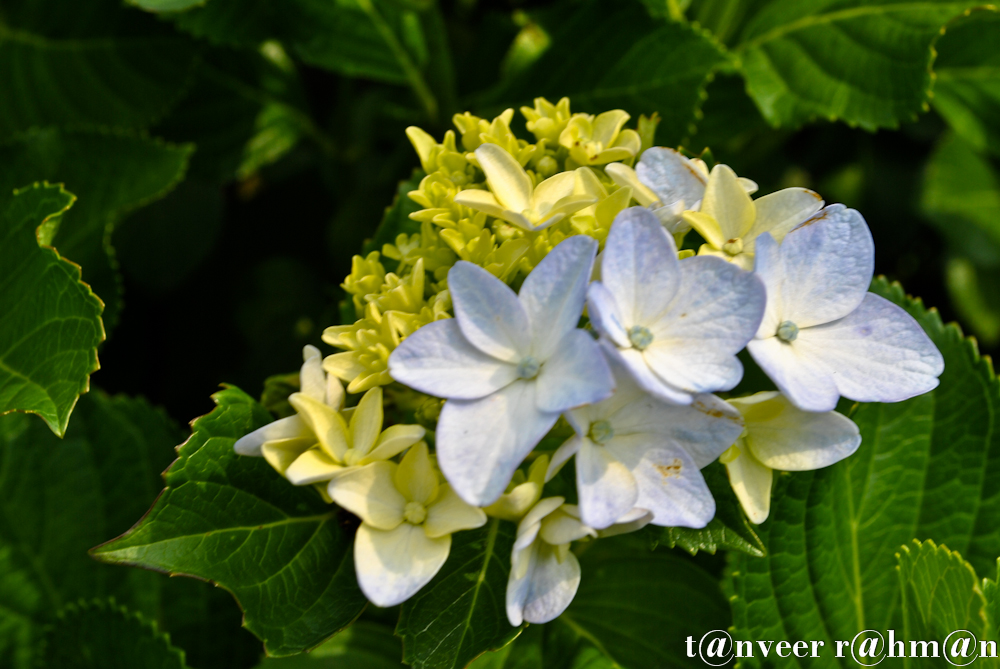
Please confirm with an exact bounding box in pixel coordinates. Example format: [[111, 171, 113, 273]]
[[628, 325, 653, 350], [404, 502, 427, 525], [589, 420, 614, 445], [517, 356, 541, 379], [722, 238, 744, 256], [777, 320, 799, 342]]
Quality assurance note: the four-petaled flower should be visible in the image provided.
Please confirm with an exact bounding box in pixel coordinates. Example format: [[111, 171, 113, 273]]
[[606, 148, 756, 233], [549, 358, 744, 529], [682, 164, 825, 271], [559, 110, 641, 166], [748, 205, 944, 412], [587, 207, 767, 405], [329, 442, 487, 607], [722, 391, 861, 523], [389, 236, 615, 505], [454, 143, 600, 232]]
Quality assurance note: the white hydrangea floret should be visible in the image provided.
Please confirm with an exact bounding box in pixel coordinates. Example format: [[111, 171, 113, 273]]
[[722, 391, 861, 523], [233, 346, 426, 494], [328, 442, 487, 607], [587, 207, 766, 405], [389, 236, 615, 506], [748, 205, 945, 412], [548, 358, 744, 529], [606, 147, 756, 232]]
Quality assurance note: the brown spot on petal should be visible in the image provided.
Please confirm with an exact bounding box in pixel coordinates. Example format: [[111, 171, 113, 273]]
[[654, 459, 684, 479]]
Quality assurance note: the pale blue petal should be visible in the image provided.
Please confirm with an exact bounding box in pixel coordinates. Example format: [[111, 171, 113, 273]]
[[449, 261, 531, 362], [535, 329, 614, 413]]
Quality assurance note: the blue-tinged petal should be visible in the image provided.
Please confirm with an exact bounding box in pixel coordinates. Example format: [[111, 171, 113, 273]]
[[601, 341, 693, 405], [449, 261, 531, 362], [609, 439, 714, 528], [635, 147, 706, 211], [535, 329, 614, 413], [521, 544, 581, 624], [746, 337, 840, 412], [436, 380, 559, 505], [586, 282, 629, 348], [752, 233, 783, 339], [777, 204, 874, 328], [575, 438, 638, 529], [388, 320, 518, 400], [519, 235, 597, 361], [601, 207, 680, 327], [794, 292, 944, 404]]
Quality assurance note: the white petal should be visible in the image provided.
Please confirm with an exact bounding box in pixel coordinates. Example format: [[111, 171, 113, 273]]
[[586, 282, 629, 348], [535, 329, 614, 413], [597, 509, 654, 537], [701, 164, 755, 242], [394, 441, 439, 505], [449, 261, 530, 362], [731, 392, 861, 471], [794, 292, 944, 404], [516, 497, 565, 550], [436, 380, 559, 505], [635, 147, 706, 211], [388, 320, 518, 400], [507, 538, 540, 626], [601, 207, 680, 326], [575, 439, 638, 529], [285, 447, 345, 485], [522, 545, 581, 624], [327, 461, 406, 530], [745, 187, 824, 249], [644, 256, 766, 393], [349, 387, 383, 456], [261, 437, 314, 475], [289, 393, 350, 461], [354, 523, 451, 607], [538, 506, 597, 544], [610, 388, 743, 468], [752, 233, 783, 339], [746, 337, 840, 412], [519, 236, 597, 361], [532, 170, 577, 209], [604, 342, 693, 405], [300, 345, 327, 402], [777, 204, 874, 328], [546, 435, 581, 482], [453, 188, 510, 220], [233, 415, 308, 456], [724, 443, 772, 524], [611, 442, 715, 528], [362, 424, 426, 464], [424, 485, 488, 538], [476, 143, 532, 212], [605, 162, 660, 207]]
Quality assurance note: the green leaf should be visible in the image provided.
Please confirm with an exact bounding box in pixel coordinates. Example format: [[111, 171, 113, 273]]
[[920, 131, 1000, 344], [92, 386, 368, 657], [896, 540, 996, 652], [38, 599, 188, 669], [397, 518, 519, 669], [168, 0, 412, 85], [129, 0, 207, 11], [932, 8, 1000, 156], [0, 21, 198, 138], [729, 277, 1000, 666], [491, 0, 728, 146], [0, 183, 103, 435], [558, 536, 731, 669], [655, 461, 765, 558], [0, 129, 193, 330], [733, 1, 982, 130], [256, 621, 403, 668], [0, 391, 184, 668]]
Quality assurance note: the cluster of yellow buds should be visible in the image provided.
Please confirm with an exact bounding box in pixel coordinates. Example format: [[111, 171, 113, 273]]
[[324, 98, 659, 394]]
